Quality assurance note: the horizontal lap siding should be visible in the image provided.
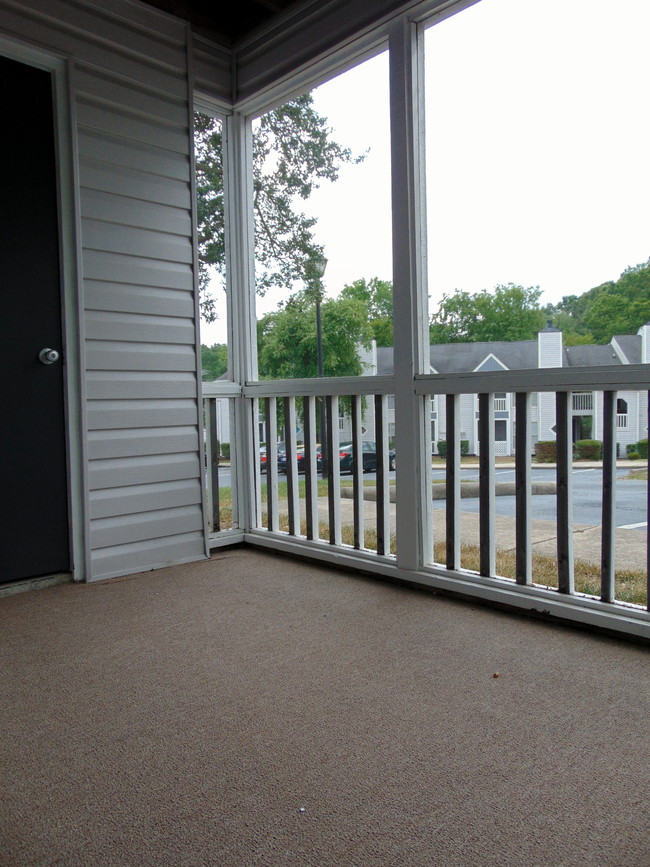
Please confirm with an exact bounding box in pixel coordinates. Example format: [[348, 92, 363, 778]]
[[75, 6, 204, 579], [1, 0, 227, 579], [193, 34, 232, 105]]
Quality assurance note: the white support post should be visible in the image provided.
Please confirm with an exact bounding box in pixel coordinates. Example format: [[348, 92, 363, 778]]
[[389, 19, 429, 572], [224, 112, 256, 534]]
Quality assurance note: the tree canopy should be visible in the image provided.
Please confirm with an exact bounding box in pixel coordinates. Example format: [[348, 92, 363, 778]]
[[340, 277, 393, 346], [194, 96, 362, 321], [200, 343, 228, 381], [545, 258, 650, 344], [429, 284, 546, 344], [257, 290, 373, 381]]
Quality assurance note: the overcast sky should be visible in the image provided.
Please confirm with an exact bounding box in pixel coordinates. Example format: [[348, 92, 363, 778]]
[[201, 0, 650, 345]]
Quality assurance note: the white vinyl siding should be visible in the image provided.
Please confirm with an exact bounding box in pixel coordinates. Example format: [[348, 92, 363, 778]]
[[0, 0, 225, 579], [193, 33, 232, 104]]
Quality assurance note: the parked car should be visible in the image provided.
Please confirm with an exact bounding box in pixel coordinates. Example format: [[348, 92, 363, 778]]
[[259, 446, 267, 472], [277, 444, 321, 474], [337, 441, 395, 473]]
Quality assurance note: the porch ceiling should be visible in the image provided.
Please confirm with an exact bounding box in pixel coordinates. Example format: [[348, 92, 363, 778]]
[[2, 548, 649, 865], [140, 0, 303, 42]]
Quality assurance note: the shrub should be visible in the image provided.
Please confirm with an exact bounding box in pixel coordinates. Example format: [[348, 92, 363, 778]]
[[626, 443, 640, 459], [627, 450, 640, 461], [637, 438, 648, 459], [534, 441, 556, 462], [436, 440, 469, 458], [574, 439, 602, 460], [220, 442, 230, 460]]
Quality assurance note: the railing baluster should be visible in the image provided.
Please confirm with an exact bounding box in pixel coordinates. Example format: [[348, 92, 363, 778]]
[[446, 393, 461, 570], [601, 390, 617, 602], [203, 398, 213, 532], [208, 397, 221, 533], [422, 395, 433, 567], [556, 391, 575, 594], [265, 397, 279, 533], [227, 398, 238, 530], [375, 394, 390, 556], [478, 393, 495, 577], [515, 392, 532, 584], [646, 391, 649, 612], [284, 396, 299, 537], [252, 397, 262, 528], [304, 396, 318, 541], [351, 394, 364, 550], [326, 396, 341, 546]]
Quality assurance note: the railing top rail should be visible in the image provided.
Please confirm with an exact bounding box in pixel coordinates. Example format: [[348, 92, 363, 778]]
[[243, 375, 395, 398], [202, 381, 242, 397], [415, 364, 650, 395], [202, 365, 649, 399]]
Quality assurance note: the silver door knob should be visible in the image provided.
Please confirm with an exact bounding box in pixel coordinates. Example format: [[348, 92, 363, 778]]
[[39, 348, 60, 365]]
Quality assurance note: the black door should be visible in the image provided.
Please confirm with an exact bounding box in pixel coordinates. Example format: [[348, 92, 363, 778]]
[[0, 55, 70, 582]]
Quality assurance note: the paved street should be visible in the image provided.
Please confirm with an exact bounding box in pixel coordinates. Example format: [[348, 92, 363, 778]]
[[429, 466, 647, 531], [223, 463, 647, 531]]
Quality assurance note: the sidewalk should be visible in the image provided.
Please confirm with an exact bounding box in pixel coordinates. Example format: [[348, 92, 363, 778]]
[[431, 460, 647, 470]]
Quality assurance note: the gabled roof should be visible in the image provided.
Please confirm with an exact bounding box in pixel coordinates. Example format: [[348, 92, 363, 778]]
[[611, 334, 642, 364], [378, 340, 540, 375], [430, 340, 539, 374], [564, 344, 622, 367]]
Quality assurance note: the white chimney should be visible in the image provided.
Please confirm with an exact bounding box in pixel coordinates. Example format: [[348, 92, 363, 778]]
[[538, 321, 563, 368], [639, 322, 650, 363]]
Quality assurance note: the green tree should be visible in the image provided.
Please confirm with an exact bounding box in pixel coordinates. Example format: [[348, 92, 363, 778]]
[[340, 277, 393, 346], [429, 284, 546, 343], [545, 259, 650, 344], [257, 290, 373, 380], [194, 96, 363, 321], [583, 260, 650, 343], [200, 343, 228, 380]]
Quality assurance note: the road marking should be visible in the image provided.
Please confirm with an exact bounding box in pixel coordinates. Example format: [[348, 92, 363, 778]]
[[618, 521, 647, 530], [573, 468, 597, 474]]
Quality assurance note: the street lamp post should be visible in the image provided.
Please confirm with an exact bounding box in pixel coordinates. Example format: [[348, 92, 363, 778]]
[[307, 254, 328, 477]]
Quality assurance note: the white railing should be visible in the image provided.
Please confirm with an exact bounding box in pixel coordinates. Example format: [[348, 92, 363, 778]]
[[203, 367, 650, 639], [244, 377, 395, 558], [202, 381, 245, 547], [573, 392, 593, 411], [617, 413, 629, 430], [494, 397, 508, 411]]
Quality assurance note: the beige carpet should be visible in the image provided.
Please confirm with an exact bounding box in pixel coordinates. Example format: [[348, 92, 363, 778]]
[[1, 548, 649, 866]]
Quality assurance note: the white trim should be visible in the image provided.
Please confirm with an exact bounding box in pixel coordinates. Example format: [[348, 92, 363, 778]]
[[389, 18, 429, 573], [473, 352, 508, 373], [415, 364, 650, 395], [188, 27, 211, 559], [234, 0, 478, 113], [244, 531, 650, 640], [245, 375, 395, 398], [0, 35, 89, 582], [224, 112, 257, 533]]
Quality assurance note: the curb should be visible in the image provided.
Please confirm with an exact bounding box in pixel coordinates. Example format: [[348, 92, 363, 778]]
[[342, 481, 557, 503]]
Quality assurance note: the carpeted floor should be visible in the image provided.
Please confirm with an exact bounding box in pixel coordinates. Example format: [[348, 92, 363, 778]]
[[1, 548, 649, 866]]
